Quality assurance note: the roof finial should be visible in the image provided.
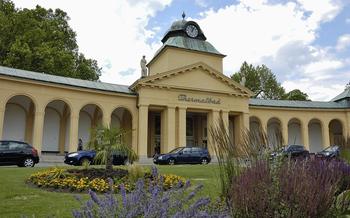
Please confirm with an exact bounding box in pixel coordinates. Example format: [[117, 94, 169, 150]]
[[182, 11, 186, 20]]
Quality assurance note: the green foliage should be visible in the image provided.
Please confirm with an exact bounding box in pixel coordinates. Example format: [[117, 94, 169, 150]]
[[0, 0, 101, 80], [283, 89, 309, 101], [87, 126, 138, 171], [128, 164, 145, 183], [232, 61, 286, 100]]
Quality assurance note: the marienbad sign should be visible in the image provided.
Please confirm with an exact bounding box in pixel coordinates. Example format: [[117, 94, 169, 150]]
[[178, 94, 221, 104]]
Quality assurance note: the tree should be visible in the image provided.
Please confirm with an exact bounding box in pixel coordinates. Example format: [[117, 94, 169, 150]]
[[283, 89, 309, 101], [87, 126, 138, 171], [0, 0, 101, 80], [232, 62, 286, 100]]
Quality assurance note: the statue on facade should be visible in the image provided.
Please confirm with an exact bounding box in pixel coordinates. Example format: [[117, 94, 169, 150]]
[[140, 55, 148, 78], [240, 75, 246, 86]]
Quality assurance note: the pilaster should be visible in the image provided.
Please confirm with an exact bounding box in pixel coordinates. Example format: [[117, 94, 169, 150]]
[[138, 104, 149, 157], [177, 106, 187, 147], [322, 121, 330, 148], [32, 110, 45, 154], [301, 121, 309, 150], [163, 106, 176, 153], [0, 107, 4, 140], [68, 112, 79, 152]]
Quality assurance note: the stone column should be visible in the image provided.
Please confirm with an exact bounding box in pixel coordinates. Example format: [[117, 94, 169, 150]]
[[207, 109, 220, 154], [32, 110, 45, 154], [221, 110, 229, 135], [164, 106, 176, 152], [178, 107, 186, 147], [322, 122, 330, 148], [301, 121, 309, 150], [138, 104, 149, 157], [132, 116, 138, 154], [0, 107, 5, 140], [68, 112, 79, 152]]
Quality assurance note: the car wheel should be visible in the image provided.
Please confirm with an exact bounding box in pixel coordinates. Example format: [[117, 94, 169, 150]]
[[22, 158, 35, 167], [168, 158, 175, 165], [80, 158, 91, 166], [201, 158, 209, 165]]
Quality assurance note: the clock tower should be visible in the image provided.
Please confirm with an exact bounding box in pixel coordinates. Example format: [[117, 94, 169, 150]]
[[147, 15, 225, 76]]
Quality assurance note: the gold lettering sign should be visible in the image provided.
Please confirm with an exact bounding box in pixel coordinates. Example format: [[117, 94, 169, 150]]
[[178, 94, 221, 104]]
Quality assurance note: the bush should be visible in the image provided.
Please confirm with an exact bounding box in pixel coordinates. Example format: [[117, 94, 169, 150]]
[[72, 167, 229, 218]]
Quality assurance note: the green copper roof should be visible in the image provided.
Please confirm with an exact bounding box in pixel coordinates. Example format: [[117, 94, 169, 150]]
[[331, 87, 350, 102], [249, 98, 349, 109], [0, 65, 135, 95], [156, 36, 224, 57]]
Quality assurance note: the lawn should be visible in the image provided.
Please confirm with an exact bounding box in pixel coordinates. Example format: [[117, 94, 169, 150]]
[[0, 164, 220, 218]]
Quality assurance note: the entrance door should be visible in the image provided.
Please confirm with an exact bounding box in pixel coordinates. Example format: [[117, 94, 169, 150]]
[[186, 117, 194, 147]]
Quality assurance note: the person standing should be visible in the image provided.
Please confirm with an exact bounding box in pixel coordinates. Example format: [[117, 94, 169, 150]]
[[77, 138, 83, 151]]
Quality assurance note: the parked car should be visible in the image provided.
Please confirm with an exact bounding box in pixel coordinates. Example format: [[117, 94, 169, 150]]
[[64, 150, 130, 166], [153, 147, 211, 165], [270, 144, 309, 160], [317, 145, 340, 159], [0, 140, 39, 167]]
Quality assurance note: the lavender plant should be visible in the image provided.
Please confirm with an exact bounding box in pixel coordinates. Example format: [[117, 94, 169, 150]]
[[72, 167, 229, 218]]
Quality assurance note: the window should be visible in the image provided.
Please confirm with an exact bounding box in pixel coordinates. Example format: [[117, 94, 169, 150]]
[[0, 141, 9, 150], [191, 147, 202, 154], [9, 142, 25, 150], [183, 148, 191, 154]]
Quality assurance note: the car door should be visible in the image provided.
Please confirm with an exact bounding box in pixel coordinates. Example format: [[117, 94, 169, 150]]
[[190, 147, 202, 163], [0, 141, 10, 164], [181, 147, 193, 163], [6, 142, 26, 164]]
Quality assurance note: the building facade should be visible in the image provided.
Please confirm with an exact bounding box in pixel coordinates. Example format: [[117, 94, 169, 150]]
[[0, 19, 349, 158]]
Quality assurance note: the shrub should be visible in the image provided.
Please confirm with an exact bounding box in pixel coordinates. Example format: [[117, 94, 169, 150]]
[[72, 167, 229, 218]]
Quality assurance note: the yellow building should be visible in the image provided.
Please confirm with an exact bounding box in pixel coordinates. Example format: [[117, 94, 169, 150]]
[[0, 19, 349, 159]]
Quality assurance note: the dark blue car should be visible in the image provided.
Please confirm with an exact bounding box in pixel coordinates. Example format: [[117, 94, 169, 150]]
[[64, 150, 129, 166], [153, 147, 211, 165]]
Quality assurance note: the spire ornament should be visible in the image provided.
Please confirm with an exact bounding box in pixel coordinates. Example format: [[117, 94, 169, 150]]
[[182, 11, 186, 20]]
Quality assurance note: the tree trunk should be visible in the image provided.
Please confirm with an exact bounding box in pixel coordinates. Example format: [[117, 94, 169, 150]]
[[106, 149, 113, 171]]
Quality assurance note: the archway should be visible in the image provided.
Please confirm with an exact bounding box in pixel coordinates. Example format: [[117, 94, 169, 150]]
[[329, 119, 343, 145], [2, 95, 35, 143], [267, 117, 282, 148], [111, 107, 132, 148], [308, 119, 323, 152], [42, 100, 70, 153], [288, 118, 302, 145], [78, 104, 103, 147]]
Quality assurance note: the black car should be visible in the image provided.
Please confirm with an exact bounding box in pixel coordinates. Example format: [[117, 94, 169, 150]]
[[153, 147, 211, 165], [271, 144, 309, 159], [317, 145, 340, 159], [64, 150, 130, 166], [0, 140, 39, 167]]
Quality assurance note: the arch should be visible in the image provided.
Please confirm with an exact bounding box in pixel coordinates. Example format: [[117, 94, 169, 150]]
[[111, 107, 133, 147], [288, 118, 302, 145], [43, 97, 73, 114], [308, 118, 323, 152], [329, 119, 343, 145], [4, 93, 38, 110], [249, 116, 262, 133], [78, 104, 103, 147], [42, 100, 71, 153], [267, 117, 282, 148], [2, 95, 35, 143]]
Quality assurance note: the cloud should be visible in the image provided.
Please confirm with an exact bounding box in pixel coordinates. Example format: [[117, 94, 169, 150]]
[[119, 68, 136, 76], [195, 0, 209, 8], [346, 18, 350, 23], [336, 34, 350, 51], [194, 0, 348, 100], [11, 0, 172, 85]]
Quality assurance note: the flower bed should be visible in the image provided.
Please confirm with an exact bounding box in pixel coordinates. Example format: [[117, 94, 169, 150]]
[[27, 167, 186, 193]]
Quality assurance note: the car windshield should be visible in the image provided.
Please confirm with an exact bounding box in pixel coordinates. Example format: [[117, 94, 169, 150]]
[[169, 148, 183, 154], [324, 146, 337, 152]]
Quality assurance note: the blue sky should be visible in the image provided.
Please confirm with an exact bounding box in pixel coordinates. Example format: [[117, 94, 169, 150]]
[[11, 0, 350, 101]]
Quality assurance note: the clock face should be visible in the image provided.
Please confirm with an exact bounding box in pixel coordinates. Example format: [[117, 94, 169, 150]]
[[185, 25, 198, 38]]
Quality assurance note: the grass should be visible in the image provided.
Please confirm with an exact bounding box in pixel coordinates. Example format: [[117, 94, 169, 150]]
[[0, 164, 220, 218]]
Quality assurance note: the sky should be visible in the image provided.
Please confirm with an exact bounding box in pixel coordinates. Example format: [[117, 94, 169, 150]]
[[11, 0, 350, 101]]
